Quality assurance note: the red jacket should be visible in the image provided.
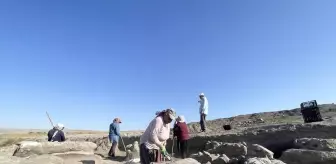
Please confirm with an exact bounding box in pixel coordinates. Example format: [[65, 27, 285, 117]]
[[173, 122, 190, 141]]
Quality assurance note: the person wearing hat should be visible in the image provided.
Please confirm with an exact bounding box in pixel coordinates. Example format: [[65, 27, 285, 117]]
[[108, 118, 122, 157], [198, 93, 208, 132], [173, 115, 190, 159], [140, 108, 176, 164], [47, 123, 66, 142]]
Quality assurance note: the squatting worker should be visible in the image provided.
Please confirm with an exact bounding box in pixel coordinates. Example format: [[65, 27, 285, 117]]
[[108, 118, 121, 157], [140, 108, 176, 164], [173, 115, 190, 159], [198, 93, 209, 132], [48, 123, 65, 142]]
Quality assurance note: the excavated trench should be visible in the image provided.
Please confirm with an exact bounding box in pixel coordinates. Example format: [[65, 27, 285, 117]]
[[89, 123, 336, 160], [264, 139, 295, 159]]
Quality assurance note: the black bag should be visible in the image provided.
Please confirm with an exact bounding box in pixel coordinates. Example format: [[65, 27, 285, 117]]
[[300, 100, 323, 123]]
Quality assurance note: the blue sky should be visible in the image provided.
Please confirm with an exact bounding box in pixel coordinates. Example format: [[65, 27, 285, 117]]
[[0, 0, 336, 131]]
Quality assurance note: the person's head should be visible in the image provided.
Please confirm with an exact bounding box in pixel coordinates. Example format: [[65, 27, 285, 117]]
[[113, 118, 122, 124], [199, 93, 205, 99], [176, 115, 186, 123], [162, 108, 176, 124], [55, 123, 64, 130]]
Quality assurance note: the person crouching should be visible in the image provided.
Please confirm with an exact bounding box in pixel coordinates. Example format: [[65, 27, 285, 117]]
[[47, 123, 65, 142], [173, 115, 190, 159], [108, 118, 121, 157]]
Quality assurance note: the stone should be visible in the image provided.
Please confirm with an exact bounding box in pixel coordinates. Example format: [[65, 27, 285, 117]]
[[191, 151, 219, 163], [248, 144, 274, 159], [13, 141, 97, 157], [208, 143, 247, 157], [205, 141, 222, 150], [151, 158, 201, 164], [270, 159, 286, 164], [294, 138, 336, 151], [229, 157, 240, 164], [125, 141, 140, 161], [280, 148, 336, 164], [212, 154, 230, 164], [172, 158, 201, 164], [0, 145, 18, 156], [244, 157, 272, 164], [12, 141, 43, 157]]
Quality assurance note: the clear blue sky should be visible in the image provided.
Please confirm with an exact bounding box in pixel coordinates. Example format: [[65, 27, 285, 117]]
[[0, 0, 336, 131]]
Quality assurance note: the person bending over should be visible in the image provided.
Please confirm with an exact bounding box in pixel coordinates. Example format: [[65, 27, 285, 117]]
[[139, 108, 176, 164]]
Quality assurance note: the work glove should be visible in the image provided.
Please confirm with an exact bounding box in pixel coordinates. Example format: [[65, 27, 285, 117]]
[[159, 145, 167, 154], [162, 141, 167, 146]]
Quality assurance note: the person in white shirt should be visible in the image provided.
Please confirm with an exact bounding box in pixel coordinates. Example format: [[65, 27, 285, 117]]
[[198, 93, 208, 132]]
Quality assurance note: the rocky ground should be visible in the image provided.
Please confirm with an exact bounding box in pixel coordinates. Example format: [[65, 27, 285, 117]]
[[1, 103, 336, 164]]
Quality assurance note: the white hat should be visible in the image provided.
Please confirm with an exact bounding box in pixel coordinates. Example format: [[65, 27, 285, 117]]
[[56, 123, 64, 130], [199, 93, 205, 96], [177, 115, 186, 123]]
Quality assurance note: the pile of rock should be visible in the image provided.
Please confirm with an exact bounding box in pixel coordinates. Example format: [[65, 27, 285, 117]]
[[191, 141, 285, 164], [280, 138, 336, 164]]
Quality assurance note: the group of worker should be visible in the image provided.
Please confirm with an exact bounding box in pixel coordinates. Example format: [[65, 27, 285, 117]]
[[47, 93, 209, 164]]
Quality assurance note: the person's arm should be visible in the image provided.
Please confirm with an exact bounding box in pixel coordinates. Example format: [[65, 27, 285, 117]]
[[60, 131, 65, 142], [109, 124, 112, 134], [47, 130, 52, 141], [149, 117, 164, 148]]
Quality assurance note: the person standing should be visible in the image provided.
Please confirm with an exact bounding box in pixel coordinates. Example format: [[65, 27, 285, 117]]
[[139, 108, 176, 164], [198, 93, 208, 132], [108, 118, 121, 157], [173, 115, 190, 159]]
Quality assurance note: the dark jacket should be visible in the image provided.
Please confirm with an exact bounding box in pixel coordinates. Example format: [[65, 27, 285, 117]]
[[47, 128, 65, 142], [173, 122, 189, 141]]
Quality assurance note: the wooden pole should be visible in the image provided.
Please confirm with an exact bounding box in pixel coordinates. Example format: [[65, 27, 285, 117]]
[[46, 111, 54, 127]]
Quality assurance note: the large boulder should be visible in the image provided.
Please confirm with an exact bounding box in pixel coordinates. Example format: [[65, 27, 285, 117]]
[[244, 158, 285, 164], [245, 157, 272, 164], [151, 158, 201, 164], [0, 145, 18, 156], [270, 159, 286, 164], [125, 141, 140, 161], [212, 154, 230, 164], [204, 141, 222, 150], [173, 158, 201, 164], [248, 144, 274, 159], [294, 138, 336, 151], [190, 151, 219, 163], [280, 148, 336, 164], [208, 143, 247, 157], [13, 141, 97, 157]]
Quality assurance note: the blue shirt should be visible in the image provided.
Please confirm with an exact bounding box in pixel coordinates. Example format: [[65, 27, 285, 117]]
[[109, 122, 120, 142]]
